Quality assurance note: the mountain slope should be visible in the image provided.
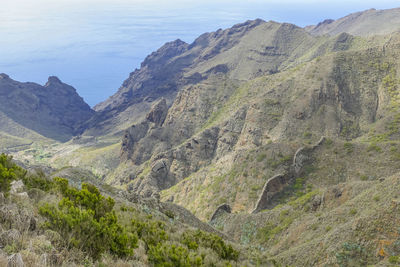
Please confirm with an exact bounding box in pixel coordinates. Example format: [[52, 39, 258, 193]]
[[104, 23, 384, 196], [84, 20, 334, 137], [306, 7, 400, 36], [0, 74, 94, 142]]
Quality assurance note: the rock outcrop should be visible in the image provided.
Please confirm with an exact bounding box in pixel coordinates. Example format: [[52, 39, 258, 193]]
[[120, 98, 169, 162], [210, 204, 232, 222], [0, 75, 94, 141], [7, 253, 24, 267], [145, 98, 168, 126], [252, 137, 326, 213]]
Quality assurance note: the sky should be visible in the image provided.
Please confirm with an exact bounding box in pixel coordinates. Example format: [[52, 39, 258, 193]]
[[1, 0, 400, 106]]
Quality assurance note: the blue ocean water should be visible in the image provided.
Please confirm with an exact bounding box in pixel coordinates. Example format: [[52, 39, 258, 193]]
[[1, 0, 399, 106]]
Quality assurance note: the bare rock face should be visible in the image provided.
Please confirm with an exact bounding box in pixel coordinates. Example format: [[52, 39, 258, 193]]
[[130, 126, 220, 196], [146, 98, 168, 126], [252, 173, 292, 213], [210, 204, 231, 222], [253, 137, 326, 213], [120, 98, 170, 163], [120, 121, 150, 162]]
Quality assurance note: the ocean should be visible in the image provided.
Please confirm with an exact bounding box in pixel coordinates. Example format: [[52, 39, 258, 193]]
[[1, 0, 398, 106]]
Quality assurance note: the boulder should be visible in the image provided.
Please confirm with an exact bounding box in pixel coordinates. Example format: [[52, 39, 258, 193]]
[[7, 253, 24, 267]]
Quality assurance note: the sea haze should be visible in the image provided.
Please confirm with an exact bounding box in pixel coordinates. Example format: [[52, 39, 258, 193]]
[[1, 0, 400, 106]]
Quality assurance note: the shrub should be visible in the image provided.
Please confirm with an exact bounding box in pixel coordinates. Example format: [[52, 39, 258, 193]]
[[256, 154, 266, 162], [181, 230, 238, 261], [148, 243, 202, 267], [336, 242, 369, 267], [389, 256, 400, 264], [367, 143, 382, 153], [39, 179, 137, 260], [22, 169, 53, 192], [343, 142, 354, 154], [131, 219, 168, 248], [0, 154, 26, 196]]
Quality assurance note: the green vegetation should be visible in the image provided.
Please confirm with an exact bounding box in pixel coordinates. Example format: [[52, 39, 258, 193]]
[[335, 242, 369, 267], [340, 121, 360, 140], [389, 256, 400, 264], [0, 166, 239, 265], [256, 153, 267, 162], [39, 178, 137, 259], [349, 208, 357, 215], [343, 142, 354, 154], [0, 153, 26, 196], [267, 154, 292, 170], [181, 230, 239, 261], [257, 190, 319, 244]]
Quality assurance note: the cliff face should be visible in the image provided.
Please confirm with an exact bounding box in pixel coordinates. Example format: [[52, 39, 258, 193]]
[[0, 74, 94, 142]]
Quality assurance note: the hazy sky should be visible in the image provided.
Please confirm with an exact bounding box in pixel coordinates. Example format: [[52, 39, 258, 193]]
[[1, 0, 400, 106]]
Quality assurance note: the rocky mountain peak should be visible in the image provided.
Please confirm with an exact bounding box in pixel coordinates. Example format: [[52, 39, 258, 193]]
[[45, 76, 62, 86], [0, 76, 94, 141], [141, 39, 189, 69], [0, 73, 10, 80]]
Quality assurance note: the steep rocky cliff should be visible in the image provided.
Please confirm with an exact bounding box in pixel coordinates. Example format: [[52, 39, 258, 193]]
[[0, 75, 94, 142]]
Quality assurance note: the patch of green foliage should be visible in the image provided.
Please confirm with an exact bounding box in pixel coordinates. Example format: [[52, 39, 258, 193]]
[[257, 190, 319, 244], [343, 142, 354, 154], [39, 178, 137, 260], [389, 255, 400, 264], [22, 169, 54, 192], [340, 121, 360, 140], [303, 132, 312, 139], [1, 154, 240, 265], [367, 143, 382, 153], [256, 153, 267, 162], [148, 243, 203, 267], [181, 230, 239, 261], [335, 242, 369, 267], [267, 154, 292, 170], [257, 215, 294, 243], [131, 218, 168, 248], [0, 153, 26, 196]]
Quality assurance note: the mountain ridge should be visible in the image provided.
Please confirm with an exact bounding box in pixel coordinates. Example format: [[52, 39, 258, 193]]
[[0, 74, 94, 143]]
